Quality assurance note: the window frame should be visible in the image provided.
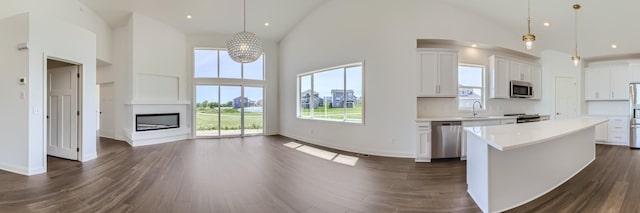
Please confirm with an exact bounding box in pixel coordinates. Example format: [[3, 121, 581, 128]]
[[191, 47, 267, 138], [296, 62, 365, 125], [457, 64, 486, 112]]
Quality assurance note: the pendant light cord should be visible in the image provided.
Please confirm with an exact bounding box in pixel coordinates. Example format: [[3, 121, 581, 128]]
[[243, 0, 246, 32], [574, 6, 578, 56], [527, 0, 531, 34]]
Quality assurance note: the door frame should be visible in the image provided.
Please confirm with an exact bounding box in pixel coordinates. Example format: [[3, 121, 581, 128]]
[[554, 76, 578, 119], [43, 55, 83, 167]]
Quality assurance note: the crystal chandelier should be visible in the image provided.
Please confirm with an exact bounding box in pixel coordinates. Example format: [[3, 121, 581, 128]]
[[522, 0, 535, 50], [227, 0, 262, 63], [571, 4, 581, 67]]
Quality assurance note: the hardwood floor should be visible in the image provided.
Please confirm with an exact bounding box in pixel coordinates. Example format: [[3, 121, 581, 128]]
[[0, 137, 637, 212]]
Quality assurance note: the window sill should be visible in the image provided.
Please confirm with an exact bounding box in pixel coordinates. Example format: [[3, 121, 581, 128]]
[[297, 116, 365, 126]]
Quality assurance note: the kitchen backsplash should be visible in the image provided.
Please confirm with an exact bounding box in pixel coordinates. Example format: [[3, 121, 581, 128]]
[[417, 98, 537, 118]]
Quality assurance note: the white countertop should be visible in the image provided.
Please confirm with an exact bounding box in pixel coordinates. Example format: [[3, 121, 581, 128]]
[[416, 116, 518, 122], [464, 118, 608, 151]]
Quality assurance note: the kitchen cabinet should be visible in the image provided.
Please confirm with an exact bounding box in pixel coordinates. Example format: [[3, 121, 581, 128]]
[[510, 61, 531, 82], [595, 122, 608, 142], [417, 49, 458, 97], [630, 64, 640, 82], [415, 121, 431, 162], [584, 66, 630, 100], [584, 115, 629, 146], [606, 117, 629, 146], [530, 66, 542, 100], [489, 55, 540, 99]]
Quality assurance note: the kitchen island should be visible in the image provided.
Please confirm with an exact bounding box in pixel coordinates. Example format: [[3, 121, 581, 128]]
[[464, 118, 607, 213]]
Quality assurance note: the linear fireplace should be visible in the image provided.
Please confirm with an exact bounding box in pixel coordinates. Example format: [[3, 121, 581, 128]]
[[136, 113, 180, 131]]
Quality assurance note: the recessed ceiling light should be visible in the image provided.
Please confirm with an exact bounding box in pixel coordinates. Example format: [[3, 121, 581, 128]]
[[186, 15, 192, 19], [611, 44, 618, 49], [264, 22, 270, 26], [471, 44, 478, 48], [543, 22, 550, 27]]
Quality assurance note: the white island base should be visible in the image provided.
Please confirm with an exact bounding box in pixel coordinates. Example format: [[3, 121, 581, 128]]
[[465, 119, 607, 213]]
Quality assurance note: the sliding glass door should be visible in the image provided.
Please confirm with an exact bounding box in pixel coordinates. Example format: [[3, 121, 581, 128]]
[[195, 85, 264, 137]]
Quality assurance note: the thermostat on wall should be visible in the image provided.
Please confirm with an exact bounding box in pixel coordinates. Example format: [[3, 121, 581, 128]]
[[18, 77, 27, 85]]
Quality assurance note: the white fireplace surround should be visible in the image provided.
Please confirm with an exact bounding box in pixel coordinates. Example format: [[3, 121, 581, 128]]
[[124, 101, 191, 146]]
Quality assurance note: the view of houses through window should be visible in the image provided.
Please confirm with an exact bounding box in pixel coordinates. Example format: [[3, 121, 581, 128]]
[[193, 49, 265, 137], [298, 62, 364, 123], [458, 64, 485, 110]]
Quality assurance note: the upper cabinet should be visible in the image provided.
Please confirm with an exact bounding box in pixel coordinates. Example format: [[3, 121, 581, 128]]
[[416, 49, 458, 97], [584, 65, 630, 101], [489, 55, 540, 99]]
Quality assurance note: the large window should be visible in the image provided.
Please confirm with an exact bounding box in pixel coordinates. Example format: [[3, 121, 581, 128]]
[[193, 48, 264, 137], [297, 62, 364, 123], [458, 64, 484, 110]]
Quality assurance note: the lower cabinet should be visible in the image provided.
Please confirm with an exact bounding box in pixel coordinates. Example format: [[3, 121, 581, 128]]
[[415, 121, 431, 162], [588, 116, 629, 146]]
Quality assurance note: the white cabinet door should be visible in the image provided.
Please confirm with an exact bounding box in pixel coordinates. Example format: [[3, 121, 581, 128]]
[[490, 56, 510, 99], [417, 50, 458, 97], [510, 61, 522, 81], [595, 122, 608, 142], [438, 52, 458, 97], [585, 68, 610, 100], [584, 68, 599, 100], [530, 65, 542, 100], [510, 61, 531, 82], [416, 122, 431, 162], [417, 52, 438, 96], [630, 64, 640, 82], [609, 67, 630, 100]]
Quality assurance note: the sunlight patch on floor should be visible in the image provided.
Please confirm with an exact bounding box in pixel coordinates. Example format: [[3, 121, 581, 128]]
[[295, 145, 337, 160], [284, 141, 359, 166], [283, 142, 303, 148], [332, 154, 358, 166]]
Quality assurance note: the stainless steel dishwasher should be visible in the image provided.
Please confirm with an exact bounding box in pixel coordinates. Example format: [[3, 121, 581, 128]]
[[431, 121, 462, 159]]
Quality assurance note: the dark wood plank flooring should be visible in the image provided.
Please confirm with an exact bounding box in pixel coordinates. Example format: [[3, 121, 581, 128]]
[[0, 136, 637, 212]]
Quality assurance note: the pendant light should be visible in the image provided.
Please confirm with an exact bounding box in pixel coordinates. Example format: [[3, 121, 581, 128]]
[[571, 4, 581, 67], [522, 0, 535, 50], [227, 0, 263, 63]]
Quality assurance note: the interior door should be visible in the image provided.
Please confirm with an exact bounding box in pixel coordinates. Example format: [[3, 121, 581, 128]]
[[48, 65, 79, 160], [555, 77, 578, 119], [99, 83, 115, 138]]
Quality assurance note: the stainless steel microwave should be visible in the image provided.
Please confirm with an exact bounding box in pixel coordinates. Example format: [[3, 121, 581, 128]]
[[510, 80, 533, 98]]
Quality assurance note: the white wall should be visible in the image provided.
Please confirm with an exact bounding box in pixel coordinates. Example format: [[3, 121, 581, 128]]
[[131, 13, 187, 101], [0, 13, 30, 174], [187, 34, 280, 135], [279, 0, 528, 157], [0, 0, 112, 63], [0, 12, 97, 175], [30, 12, 98, 170], [534, 50, 582, 118]]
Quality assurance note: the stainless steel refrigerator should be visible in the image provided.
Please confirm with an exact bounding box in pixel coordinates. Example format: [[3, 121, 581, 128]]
[[630, 83, 640, 148]]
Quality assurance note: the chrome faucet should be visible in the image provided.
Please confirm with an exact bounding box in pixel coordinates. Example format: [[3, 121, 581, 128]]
[[472, 101, 483, 117]]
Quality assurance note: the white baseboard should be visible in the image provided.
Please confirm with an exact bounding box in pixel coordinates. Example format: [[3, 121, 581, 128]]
[[279, 132, 414, 158], [27, 167, 46, 175], [130, 134, 189, 147], [82, 152, 98, 162], [0, 162, 29, 176]]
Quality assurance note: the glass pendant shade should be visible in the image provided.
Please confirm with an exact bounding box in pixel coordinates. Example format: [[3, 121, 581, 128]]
[[523, 34, 535, 50], [226, 0, 263, 64], [227, 31, 263, 63], [572, 56, 581, 67]]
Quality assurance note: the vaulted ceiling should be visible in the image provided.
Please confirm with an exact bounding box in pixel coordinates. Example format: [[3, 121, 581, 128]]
[[79, 0, 326, 42], [441, 0, 640, 59], [80, 0, 640, 58]]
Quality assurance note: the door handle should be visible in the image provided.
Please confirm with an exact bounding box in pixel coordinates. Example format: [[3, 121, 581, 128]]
[[556, 112, 560, 115]]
